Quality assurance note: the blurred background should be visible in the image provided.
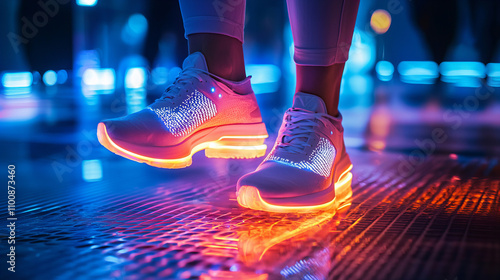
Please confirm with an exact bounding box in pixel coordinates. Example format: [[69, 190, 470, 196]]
[[1, 0, 500, 182]]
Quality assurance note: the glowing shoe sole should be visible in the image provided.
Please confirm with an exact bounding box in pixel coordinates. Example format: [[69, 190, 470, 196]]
[[237, 165, 353, 213], [97, 122, 268, 169]]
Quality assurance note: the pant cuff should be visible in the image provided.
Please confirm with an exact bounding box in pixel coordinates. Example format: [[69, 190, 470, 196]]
[[183, 16, 244, 43], [293, 45, 351, 66]]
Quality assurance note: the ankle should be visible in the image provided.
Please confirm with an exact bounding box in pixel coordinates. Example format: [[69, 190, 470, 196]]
[[295, 63, 345, 117], [329, 108, 340, 118], [188, 33, 246, 81]]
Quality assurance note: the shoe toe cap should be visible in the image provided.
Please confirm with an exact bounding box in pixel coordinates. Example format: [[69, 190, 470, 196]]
[[237, 162, 328, 199], [100, 109, 168, 145]]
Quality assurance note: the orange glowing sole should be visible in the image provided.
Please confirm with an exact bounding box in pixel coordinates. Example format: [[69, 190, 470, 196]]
[[237, 165, 353, 213], [97, 123, 268, 169]]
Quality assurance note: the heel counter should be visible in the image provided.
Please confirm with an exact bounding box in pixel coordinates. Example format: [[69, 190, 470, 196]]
[[334, 138, 352, 183], [244, 89, 264, 123], [225, 77, 264, 123]]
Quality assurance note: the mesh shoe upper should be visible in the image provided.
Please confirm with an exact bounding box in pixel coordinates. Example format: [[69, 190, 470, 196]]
[[149, 89, 217, 137]]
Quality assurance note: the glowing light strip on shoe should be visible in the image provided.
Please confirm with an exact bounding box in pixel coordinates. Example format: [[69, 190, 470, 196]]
[[336, 164, 353, 187], [208, 143, 268, 150], [219, 135, 268, 139], [98, 123, 268, 165], [238, 169, 353, 213]]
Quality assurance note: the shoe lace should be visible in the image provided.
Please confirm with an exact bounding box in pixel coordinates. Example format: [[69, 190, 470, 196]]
[[158, 68, 206, 100], [277, 108, 335, 154]]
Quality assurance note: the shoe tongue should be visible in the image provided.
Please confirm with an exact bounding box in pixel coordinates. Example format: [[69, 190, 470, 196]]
[[280, 92, 327, 151], [292, 92, 328, 114], [182, 52, 209, 71]]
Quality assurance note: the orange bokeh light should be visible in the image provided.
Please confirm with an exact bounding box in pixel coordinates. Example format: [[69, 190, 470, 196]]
[[370, 9, 392, 34]]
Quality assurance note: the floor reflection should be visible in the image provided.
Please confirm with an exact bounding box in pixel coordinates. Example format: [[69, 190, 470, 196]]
[[94, 176, 353, 279]]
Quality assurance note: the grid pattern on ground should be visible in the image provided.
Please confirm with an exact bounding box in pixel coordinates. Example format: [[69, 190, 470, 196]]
[[1, 151, 499, 280]]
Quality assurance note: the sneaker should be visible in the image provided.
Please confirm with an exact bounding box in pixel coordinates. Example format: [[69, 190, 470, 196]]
[[97, 52, 268, 168], [236, 92, 353, 212]]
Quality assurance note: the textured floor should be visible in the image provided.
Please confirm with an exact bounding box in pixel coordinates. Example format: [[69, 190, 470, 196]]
[[2, 149, 499, 280]]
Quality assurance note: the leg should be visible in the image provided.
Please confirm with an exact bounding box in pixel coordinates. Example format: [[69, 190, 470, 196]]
[[287, 0, 360, 116], [179, 0, 246, 81], [97, 0, 268, 169], [237, 0, 359, 212]]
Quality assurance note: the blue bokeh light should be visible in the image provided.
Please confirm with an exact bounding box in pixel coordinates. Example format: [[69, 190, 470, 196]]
[[57, 70, 68, 84], [43, 70, 57, 86], [121, 14, 148, 45], [82, 68, 115, 91], [152, 67, 168, 85], [1, 72, 33, 88], [82, 160, 103, 182], [486, 63, 500, 87], [125, 67, 147, 89], [76, 0, 97, 7], [376, 61, 394, 82], [397, 61, 439, 84], [246, 64, 281, 94], [440, 61, 486, 87]]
